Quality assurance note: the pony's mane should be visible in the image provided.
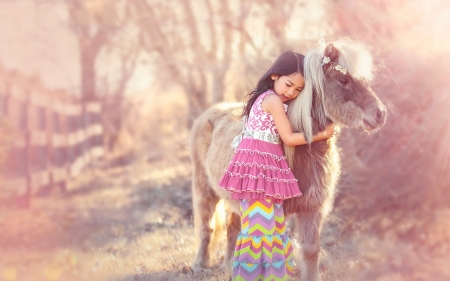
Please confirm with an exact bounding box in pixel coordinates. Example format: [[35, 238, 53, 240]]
[[287, 38, 374, 143], [332, 38, 374, 82]]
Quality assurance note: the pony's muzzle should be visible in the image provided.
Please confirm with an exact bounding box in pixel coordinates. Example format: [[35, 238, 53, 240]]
[[363, 105, 387, 131]]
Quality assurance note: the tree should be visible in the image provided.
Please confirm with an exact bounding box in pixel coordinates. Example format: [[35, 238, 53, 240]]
[[130, 0, 305, 127], [59, 0, 142, 151], [130, 0, 228, 126], [65, 0, 129, 102]]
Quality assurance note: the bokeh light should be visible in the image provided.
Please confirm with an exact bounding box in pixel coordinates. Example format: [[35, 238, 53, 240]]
[[3, 267, 16, 281]]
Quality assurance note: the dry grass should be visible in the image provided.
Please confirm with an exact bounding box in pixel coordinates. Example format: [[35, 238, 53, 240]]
[[1, 146, 449, 281]]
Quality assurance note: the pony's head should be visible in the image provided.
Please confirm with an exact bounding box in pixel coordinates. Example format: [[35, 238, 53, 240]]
[[287, 38, 387, 143]]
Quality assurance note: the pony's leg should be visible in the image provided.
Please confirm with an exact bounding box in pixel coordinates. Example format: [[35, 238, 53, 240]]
[[191, 182, 220, 272], [297, 211, 323, 281], [222, 211, 240, 268]]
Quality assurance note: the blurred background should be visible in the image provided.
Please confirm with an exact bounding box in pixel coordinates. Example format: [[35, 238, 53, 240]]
[[0, 0, 449, 280]]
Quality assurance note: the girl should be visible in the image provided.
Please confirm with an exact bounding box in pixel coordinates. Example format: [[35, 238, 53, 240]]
[[218, 51, 335, 281]]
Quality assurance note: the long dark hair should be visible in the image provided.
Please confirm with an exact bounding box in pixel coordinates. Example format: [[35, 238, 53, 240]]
[[241, 51, 305, 119]]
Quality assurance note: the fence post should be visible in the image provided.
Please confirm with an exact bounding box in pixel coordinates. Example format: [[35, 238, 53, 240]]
[[0, 68, 104, 206], [16, 86, 31, 208]]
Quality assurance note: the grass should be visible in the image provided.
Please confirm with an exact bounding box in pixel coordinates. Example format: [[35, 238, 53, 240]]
[[1, 143, 449, 281]]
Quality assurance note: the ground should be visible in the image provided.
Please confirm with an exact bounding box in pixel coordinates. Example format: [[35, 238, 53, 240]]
[[1, 152, 449, 281]]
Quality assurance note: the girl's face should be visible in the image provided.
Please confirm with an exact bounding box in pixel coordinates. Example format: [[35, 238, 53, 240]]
[[271, 72, 305, 102]]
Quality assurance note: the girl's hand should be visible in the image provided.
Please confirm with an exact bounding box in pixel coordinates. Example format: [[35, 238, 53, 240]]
[[311, 123, 336, 142]]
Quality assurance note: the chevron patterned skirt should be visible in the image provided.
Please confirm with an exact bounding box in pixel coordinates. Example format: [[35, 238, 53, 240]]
[[232, 199, 294, 281]]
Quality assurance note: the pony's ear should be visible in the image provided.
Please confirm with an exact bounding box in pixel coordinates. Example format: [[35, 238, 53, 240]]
[[324, 43, 339, 63]]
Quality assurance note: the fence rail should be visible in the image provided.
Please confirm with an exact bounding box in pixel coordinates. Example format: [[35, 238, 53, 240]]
[[0, 65, 103, 203]]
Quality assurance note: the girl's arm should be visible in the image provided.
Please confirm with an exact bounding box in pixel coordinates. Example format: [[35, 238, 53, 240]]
[[262, 94, 335, 146]]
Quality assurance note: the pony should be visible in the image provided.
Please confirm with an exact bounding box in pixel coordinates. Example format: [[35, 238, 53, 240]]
[[189, 39, 387, 281]]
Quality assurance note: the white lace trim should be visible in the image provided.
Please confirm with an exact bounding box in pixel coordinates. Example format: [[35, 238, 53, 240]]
[[229, 189, 301, 199], [228, 161, 291, 173], [243, 130, 280, 144], [223, 170, 298, 183], [235, 149, 286, 161]]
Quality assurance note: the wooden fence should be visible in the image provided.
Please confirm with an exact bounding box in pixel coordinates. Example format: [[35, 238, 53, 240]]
[[0, 65, 103, 203]]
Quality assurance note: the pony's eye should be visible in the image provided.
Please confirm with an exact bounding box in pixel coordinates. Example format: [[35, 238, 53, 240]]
[[340, 78, 349, 86]]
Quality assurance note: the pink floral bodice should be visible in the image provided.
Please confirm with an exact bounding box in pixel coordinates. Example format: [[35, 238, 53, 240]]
[[243, 90, 288, 144]]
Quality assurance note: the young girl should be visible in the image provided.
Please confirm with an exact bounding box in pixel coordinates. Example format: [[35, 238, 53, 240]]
[[218, 51, 335, 281]]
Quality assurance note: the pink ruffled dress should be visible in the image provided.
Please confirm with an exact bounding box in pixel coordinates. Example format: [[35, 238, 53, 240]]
[[218, 90, 302, 204]]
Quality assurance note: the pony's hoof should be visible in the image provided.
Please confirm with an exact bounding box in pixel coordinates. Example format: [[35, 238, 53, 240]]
[[191, 264, 210, 274], [181, 266, 193, 275], [220, 259, 233, 271]]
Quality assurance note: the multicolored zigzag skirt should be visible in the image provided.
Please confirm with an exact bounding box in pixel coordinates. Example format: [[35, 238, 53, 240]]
[[232, 199, 293, 281]]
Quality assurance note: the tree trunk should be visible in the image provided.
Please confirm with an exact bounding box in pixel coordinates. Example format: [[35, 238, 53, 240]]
[[80, 45, 97, 102], [186, 71, 208, 128]]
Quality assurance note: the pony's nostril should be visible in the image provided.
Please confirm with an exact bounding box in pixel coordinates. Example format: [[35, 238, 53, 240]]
[[376, 108, 385, 123]]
